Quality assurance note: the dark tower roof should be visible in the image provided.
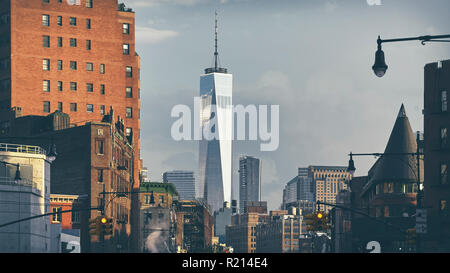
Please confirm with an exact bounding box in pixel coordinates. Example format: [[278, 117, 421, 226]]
[[366, 104, 419, 187], [205, 11, 227, 74]]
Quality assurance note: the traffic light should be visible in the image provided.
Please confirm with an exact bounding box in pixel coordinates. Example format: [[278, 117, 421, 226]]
[[305, 212, 329, 232], [89, 216, 102, 236], [316, 212, 324, 231], [99, 216, 113, 236]]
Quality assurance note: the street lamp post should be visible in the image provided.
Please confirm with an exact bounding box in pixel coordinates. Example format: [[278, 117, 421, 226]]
[[372, 34, 450, 77], [347, 134, 424, 252]]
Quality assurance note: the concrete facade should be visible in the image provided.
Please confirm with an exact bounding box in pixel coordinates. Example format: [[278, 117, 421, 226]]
[[0, 143, 53, 252]]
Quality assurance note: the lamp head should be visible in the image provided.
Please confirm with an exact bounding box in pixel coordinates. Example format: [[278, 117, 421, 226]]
[[347, 153, 356, 176], [14, 164, 21, 182], [372, 37, 388, 77]]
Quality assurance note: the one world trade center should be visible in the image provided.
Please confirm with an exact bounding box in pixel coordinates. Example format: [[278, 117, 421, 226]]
[[197, 12, 233, 213]]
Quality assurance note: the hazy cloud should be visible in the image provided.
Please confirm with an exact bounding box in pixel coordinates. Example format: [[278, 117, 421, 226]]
[[136, 26, 179, 44]]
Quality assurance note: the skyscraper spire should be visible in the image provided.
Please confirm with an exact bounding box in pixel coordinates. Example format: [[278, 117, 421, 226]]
[[205, 10, 227, 74], [214, 10, 218, 70]]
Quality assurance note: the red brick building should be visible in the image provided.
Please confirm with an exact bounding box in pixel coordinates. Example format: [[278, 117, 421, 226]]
[[424, 59, 450, 252], [0, 0, 142, 250], [50, 194, 83, 230]]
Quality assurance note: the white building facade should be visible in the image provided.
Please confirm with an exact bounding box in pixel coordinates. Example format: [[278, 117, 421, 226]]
[[0, 143, 54, 253]]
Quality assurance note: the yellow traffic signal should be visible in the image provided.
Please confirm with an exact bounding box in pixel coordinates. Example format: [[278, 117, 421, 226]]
[[317, 212, 323, 219], [99, 216, 113, 236]]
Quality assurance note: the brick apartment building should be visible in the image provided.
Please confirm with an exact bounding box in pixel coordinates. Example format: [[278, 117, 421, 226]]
[[174, 199, 214, 253], [226, 202, 270, 253], [0, 109, 135, 252], [255, 209, 303, 253], [424, 59, 450, 252], [0, 0, 141, 250]]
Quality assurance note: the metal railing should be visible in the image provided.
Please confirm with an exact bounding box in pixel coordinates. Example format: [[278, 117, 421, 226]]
[[0, 143, 46, 155], [0, 176, 39, 190]]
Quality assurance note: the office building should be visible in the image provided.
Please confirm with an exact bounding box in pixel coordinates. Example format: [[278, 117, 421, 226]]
[[198, 13, 233, 213], [239, 156, 261, 213], [163, 171, 195, 200], [0, 0, 142, 249]]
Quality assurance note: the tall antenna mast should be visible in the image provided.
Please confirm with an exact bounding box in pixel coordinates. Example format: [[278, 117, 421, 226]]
[[214, 10, 218, 70]]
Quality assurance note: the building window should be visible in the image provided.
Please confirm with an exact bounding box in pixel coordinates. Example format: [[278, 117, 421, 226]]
[[58, 81, 63, 91], [70, 103, 77, 112], [100, 64, 105, 74], [100, 105, 105, 115], [123, 23, 129, 34], [100, 84, 105, 95], [86, 83, 93, 92], [57, 60, 63, 70], [43, 80, 50, 92], [57, 102, 63, 112], [441, 163, 448, 185], [441, 127, 448, 149], [126, 87, 132, 98], [123, 44, 129, 55], [86, 40, 91, 50], [57, 16, 62, 26], [43, 59, 50, 71], [126, 127, 132, 137], [70, 61, 77, 70], [126, 66, 132, 78], [42, 14, 50, 26], [43, 35, 50, 48], [70, 82, 77, 91], [69, 17, 77, 26], [442, 91, 448, 112], [87, 104, 93, 113], [97, 169, 103, 182], [86, 62, 93, 71], [86, 18, 91, 29], [86, 0, 93, 8], [97, 140, 104, 155], [384, 206, 390, 217], [43, 101, 50, 113], [126, 107, 132, 118], [43, 0, 49, 3], [57, 37, 63, 47], [72, 211, 80, 224], [52, 207, 62, 223], [70, 38, 77, 47]]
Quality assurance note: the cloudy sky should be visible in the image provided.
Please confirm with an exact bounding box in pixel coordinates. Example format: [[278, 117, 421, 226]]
[[122, 0, 450, 210]]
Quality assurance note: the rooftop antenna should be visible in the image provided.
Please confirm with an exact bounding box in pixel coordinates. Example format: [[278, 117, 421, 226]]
[[214, 10, 219, 70]]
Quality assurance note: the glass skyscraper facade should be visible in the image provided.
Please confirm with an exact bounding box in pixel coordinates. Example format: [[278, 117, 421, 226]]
[[197, 71, 233, 213], [239, 156, 261, 213], [162, 171, 196, 200]]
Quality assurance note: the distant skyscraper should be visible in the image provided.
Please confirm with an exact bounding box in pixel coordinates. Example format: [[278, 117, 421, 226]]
[[163, 171, 196, 200], [239, 156, 261, 213], [282, 166, 351, 213], [198, 12, 233, 212]]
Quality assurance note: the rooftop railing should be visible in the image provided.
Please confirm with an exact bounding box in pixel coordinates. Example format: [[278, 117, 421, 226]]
[[0, 143, 46, 155]]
